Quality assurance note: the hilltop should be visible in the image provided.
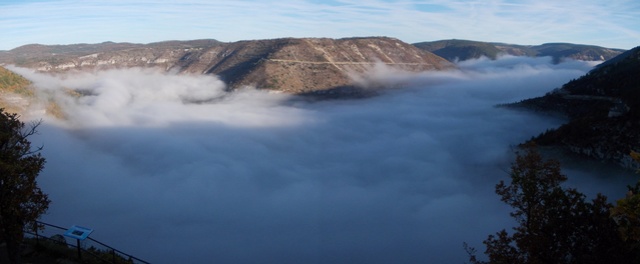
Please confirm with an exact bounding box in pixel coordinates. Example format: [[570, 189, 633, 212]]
[[414, 39, 509, 61]]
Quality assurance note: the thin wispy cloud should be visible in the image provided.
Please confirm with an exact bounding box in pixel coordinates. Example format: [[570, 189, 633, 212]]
[[0, 0, 638, 50]]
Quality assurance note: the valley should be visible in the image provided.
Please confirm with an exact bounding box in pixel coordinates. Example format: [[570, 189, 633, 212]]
[[1, 37, 638, 169], [0, 35, 637, 264]]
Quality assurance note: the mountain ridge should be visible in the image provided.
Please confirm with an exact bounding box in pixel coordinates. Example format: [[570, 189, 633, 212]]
[[3, 38, 638, 170], [413, 39, 625, 62], [0, 37, 453, 96]]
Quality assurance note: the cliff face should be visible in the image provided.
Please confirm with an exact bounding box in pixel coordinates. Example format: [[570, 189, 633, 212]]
[[0, 37, 453, 95]]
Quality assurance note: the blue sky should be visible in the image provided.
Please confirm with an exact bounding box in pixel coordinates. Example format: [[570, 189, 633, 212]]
[[1, 0, 639, 50]]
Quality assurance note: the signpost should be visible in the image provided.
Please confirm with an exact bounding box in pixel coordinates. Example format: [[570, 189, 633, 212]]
[[64, 225, 94, 260]]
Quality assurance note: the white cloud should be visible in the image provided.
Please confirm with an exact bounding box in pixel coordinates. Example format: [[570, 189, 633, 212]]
[[16, 57, 635, 263]]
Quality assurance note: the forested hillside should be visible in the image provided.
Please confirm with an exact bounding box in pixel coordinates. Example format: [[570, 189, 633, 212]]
[[511, 46, 640, 168], [0, 66, 34, 114], [0, 66, 31, 95], [414, 39, 624, 62]]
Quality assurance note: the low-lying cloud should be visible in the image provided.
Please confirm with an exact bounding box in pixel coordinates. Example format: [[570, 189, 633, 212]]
[[13, 56, 633, 263]]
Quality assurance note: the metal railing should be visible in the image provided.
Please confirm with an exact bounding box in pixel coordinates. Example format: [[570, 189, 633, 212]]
[[24, 221, 150, 264]]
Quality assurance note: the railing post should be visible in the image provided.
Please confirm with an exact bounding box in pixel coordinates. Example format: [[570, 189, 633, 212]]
[[34, 222, 40, 246], [76, 239, 82, 260]]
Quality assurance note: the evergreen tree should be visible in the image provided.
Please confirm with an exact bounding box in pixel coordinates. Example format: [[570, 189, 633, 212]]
[[610, 151, 640, 256], [468, 145, 634, 264], [0, 108, 50, 264]]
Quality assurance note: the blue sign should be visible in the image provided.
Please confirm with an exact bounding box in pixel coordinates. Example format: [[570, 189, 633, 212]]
[[64, 225, 94, 240]]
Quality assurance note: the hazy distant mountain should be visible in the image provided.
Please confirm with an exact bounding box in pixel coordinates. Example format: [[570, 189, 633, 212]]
[[0, 37, 452, 97], [413, 39, 625, 63], [510, 46, 640, 168]]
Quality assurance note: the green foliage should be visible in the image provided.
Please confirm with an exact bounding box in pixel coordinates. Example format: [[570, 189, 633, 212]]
[[468, 145, 638, 264], [413, 39, 502, 61], [612, 188, 640, 241], [610, 151, 640, 244], [0, 108, 50, 263], [565, 46, 640, 114]]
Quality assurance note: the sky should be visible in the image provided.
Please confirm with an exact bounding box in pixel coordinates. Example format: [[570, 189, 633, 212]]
[[11, 56, 637, 263], [1, 0, 640, 51]]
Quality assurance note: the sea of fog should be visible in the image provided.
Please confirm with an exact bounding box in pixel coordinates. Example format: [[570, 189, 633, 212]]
[[12, 56, 637, 264]]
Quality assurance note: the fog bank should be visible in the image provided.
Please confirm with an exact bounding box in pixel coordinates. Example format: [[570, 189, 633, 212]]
[[15, 56, 633, 263]]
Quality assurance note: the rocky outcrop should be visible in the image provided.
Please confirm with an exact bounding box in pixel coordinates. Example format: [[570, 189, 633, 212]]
[[0, 37, 453, 95]]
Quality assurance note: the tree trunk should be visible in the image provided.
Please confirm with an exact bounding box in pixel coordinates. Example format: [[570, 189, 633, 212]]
[[2, 217, 24, 264]]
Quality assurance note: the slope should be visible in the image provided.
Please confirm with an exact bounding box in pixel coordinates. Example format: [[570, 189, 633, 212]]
[[413, 39, 624, 63], [511, 46, 640, 168], [0, 66, 33, 114], [0, 37, 453, 97], [413, 39, 504, 61]]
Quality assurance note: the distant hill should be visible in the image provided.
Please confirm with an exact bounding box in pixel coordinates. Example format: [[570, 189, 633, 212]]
[[508, 46, 640, 168], [413, 39, 504, 61], [413, 39, 624, 63], [0, 37, 453, 97], [0, 39, 222, 64], [532, 42, 625, 63]]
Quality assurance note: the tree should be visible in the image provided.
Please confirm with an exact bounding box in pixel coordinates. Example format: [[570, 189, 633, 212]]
[[610, 151, 640, 252], [468, 145, 634, 264], [0, 108, 50, 264]]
